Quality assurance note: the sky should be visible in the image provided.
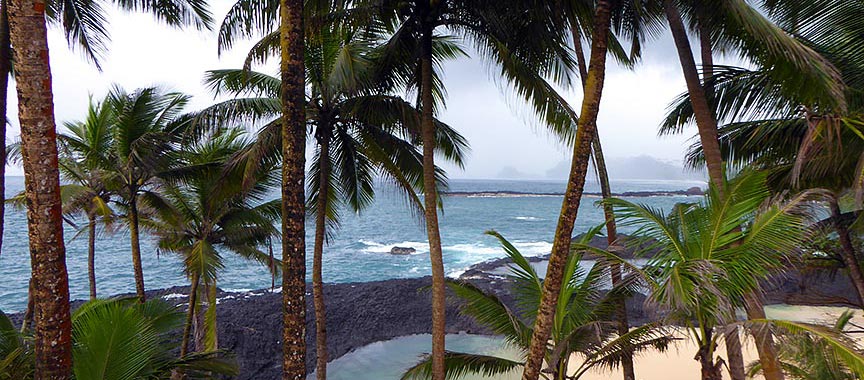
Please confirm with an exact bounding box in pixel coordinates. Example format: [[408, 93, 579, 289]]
[[6, 1, 708, 179]]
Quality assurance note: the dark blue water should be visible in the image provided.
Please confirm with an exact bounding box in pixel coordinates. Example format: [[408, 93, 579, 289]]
[[0, 177, 703, 312]]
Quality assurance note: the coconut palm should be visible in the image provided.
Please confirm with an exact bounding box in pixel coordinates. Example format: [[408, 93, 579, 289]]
[[657, 2, 849, 377], [146, 128, 281, 357], [200, 24, 468, 377], [0, 298, 238, 380], [56, 97, 119, 300], [6, 1, 73, 376], [103, 86, 194, 303], [0, 0, 213, 260], [401, 229, 672, 380], [582, 171, 817, 379]]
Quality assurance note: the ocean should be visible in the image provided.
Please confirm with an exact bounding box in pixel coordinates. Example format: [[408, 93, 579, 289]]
[[0, 176, 704, 312]]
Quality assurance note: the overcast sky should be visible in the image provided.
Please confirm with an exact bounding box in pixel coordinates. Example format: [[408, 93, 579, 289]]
[[6, 1, 710, 179]]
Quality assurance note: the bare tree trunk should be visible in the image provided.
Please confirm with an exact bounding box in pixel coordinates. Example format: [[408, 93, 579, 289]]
[[180, 272, 200, 358], [0, 0, 9, 259], [418, 14, 446, 380], [663, 1, 724, 192], [8, 0, 73, 377], [521, 2, 612, 379], [129, 194, 146, 302], [313, 136, 330, 380], [280, 0, 307, 378], [88, 215, 97, 300], [830, 195, 864, 306], [573, 31, 635, 380]]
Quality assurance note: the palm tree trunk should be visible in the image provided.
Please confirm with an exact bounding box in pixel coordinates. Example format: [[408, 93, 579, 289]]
[[88, 215, 97, 300], [180, 272, 200, 358], [8, 0, 73, 377], [744, 293, 783, 380], [129, 194, 146, 302], [204, 281, 218, 351], [0, 0, 9, 259], [572, 31, 635, 380], [663, 1, 724, 192], [418, 15, 447, 380], [696, 23, 746, 380], [313, 137, 330, 380], [279, 0, 307, 378], [20, 277, 33, 334], [666, 4, 783, 379], [521, 2, 613, 379], [829, 195, 864, 306]]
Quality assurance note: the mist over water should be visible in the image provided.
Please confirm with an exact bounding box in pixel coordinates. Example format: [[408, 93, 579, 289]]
[[0, 177, 703, 312]]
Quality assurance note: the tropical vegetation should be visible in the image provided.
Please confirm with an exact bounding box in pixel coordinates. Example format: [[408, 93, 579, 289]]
[[4, 0, 864, 380]]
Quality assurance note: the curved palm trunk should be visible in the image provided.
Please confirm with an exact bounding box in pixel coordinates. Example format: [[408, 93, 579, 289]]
[[279, 0, 307, 378], [8, 0, 73, 377], [697, 23, 746, 380], [313, 137, 330, 380], [180, 272, 200, 358], [88, 214, 97, 300], [0, 0, 9, 259], [129, 194, 146, 303], [572, 31, 635, 380], [521, 2, 613, 379], [665, 4, 782, 379], [829, 195, 864, 305], [419, 18, 447, 380], [20, 277, 34, 334]]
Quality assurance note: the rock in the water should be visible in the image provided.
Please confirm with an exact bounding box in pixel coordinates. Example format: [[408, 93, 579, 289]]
[[686, 186, 704, 196], [390, 246, 416, 255]]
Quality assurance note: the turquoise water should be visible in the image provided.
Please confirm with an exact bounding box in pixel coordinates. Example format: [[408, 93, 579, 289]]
[[311, 334, 520, 380], [0, 177, 702, 312]]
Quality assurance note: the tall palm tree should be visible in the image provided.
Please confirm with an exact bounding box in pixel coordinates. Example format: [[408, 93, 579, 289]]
[[278, 0, 308, 377], [201, 25, 468, 378], [402, 230, 671, 380], [361, 3, 580, 378], [104, 86, 193, 303], [56, 98, 118, 300], [7, 0, 73, 377], [586, 171, 817, 380], [148, 128, 281, 357], [658, 2, 847, 378]]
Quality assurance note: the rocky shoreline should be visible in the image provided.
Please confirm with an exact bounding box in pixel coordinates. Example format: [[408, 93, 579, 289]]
[[9, 250, 860, 379]]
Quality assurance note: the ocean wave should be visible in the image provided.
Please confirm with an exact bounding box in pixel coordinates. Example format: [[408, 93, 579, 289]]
[[358, 240, 428, 254], [514, 216, 541, 221]]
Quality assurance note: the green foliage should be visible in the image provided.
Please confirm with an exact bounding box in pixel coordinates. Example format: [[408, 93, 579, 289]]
[[402, 229, 671, 380], [0, 299, 237, 380]]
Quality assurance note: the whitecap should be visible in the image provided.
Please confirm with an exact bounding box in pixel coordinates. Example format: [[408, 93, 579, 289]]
[[358, 239, 428, 254], [514, 216, 541, 221]]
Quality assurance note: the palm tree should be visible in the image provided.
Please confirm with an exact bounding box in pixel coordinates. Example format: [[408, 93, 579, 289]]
[[201, 24, 468, 377], [359, 3, 584, 378], [56, 97, 119, 300], [6, 0, 73, 377], [585, 171, 817, 379], [401, 229, 671, 380], [658, 2, 847, 378], [0, 0, 213, 259], [102, 86, 192, 303], [1, 298, 239, 380], [278, 0, 308, 377], [148, 128, 281, 357]]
